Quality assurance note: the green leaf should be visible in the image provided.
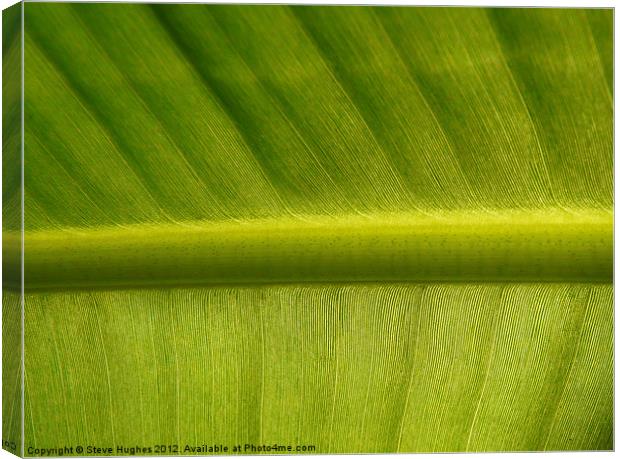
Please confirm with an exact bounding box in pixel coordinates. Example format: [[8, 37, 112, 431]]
[[2, 4, 613, 453], [22, 284, 613, 452]]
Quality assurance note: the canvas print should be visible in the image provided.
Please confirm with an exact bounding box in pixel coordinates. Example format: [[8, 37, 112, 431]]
[[2, 3, 613, 456]]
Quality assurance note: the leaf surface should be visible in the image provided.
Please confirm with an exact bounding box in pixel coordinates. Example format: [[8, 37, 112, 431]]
[[2, 4, 613, 453]]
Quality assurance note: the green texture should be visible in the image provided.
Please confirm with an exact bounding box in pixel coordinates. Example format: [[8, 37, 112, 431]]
[[19, 5, 613, 226], [1, 3, 613, 455], [2, 2, 22, 455], [25, 284, 612, 453], [8, 211, 613, 289]]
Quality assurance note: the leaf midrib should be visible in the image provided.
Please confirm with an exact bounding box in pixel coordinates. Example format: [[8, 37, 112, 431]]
[[7, 209, 612, 290]]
